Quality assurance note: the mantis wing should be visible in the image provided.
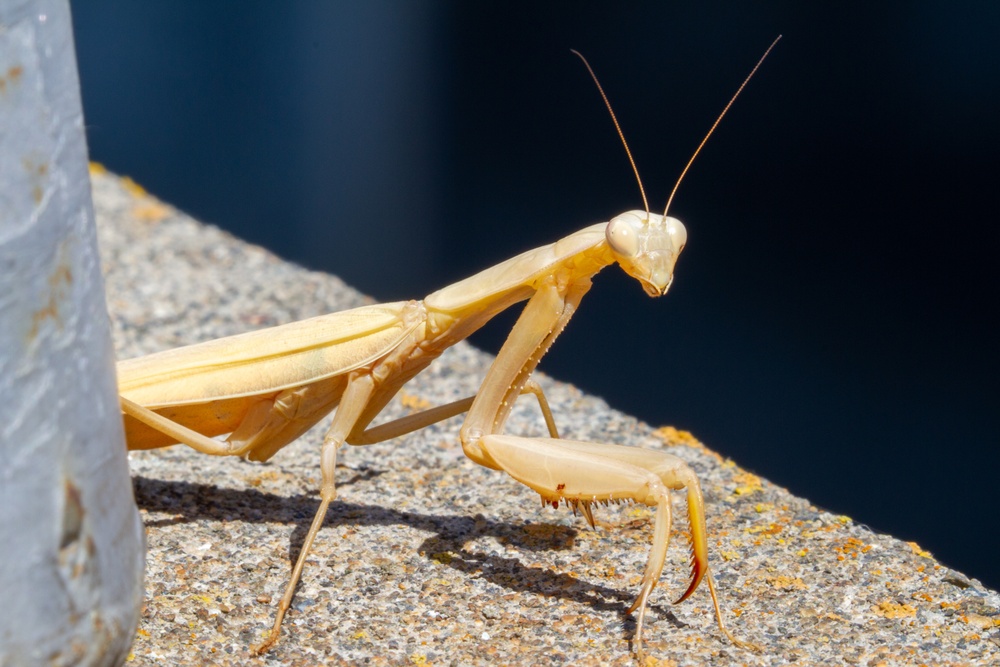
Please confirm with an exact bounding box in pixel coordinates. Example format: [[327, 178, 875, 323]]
[[118, 301, 418, 407]]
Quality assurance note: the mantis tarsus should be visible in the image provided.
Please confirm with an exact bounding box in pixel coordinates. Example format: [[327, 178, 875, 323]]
[[118, 37, 780, 660]]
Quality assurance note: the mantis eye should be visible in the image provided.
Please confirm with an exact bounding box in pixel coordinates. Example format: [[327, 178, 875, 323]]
[[606, 217, 639, 257], [666, 217, 688, 252]]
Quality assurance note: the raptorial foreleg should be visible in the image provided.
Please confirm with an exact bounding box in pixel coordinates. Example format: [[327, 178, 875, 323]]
[[472, 435, 753, 658]]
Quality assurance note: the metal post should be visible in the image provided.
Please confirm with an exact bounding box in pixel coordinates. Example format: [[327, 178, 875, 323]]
[[0, 1, 144, 664]]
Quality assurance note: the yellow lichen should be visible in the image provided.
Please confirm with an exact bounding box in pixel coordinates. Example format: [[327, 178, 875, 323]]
[[121, 175, 147, 197], [399, 391, 432, 412], [651, 426, 725, 463], [627, 505, 653, 519], [766, 575, 807, 591], [747, 522, 783, 536], [429, 551, 454, 565], [872, 600, 917, 619], [732, 471, 763, 496], [832, 537, 870, 560], [652, 425, 699, 446], [132, 202, 171, 222]]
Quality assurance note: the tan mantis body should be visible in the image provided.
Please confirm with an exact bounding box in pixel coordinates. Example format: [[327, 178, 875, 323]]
[[120, 215, 721, 657], [119, 40, 778, 659]]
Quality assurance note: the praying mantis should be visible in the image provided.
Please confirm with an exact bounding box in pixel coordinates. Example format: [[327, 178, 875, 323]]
[[117, 38, 779, 660]]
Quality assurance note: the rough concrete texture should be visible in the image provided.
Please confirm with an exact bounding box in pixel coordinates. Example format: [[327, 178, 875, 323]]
[[94, 166, 1000, 666]]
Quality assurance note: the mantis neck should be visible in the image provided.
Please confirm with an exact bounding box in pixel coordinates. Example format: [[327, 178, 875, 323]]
[[418, 223, 617, 450], [424, 222, 611, 319]]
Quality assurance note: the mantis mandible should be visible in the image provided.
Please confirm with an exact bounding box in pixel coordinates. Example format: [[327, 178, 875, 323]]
[[118, 37, 779, 660]]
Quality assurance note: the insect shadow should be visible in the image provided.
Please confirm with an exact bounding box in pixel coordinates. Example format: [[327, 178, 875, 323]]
[[132, 474, 687, 640]]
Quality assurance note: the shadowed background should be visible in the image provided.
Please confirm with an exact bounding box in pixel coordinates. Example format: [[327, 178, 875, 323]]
[[72, 3, 999, 591]]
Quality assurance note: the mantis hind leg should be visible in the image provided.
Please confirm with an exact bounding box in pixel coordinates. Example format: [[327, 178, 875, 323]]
[[120, 396, 264, 456], [253, 373, 376, 654]]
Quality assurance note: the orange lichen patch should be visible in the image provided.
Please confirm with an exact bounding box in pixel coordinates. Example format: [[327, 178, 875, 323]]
[[766, 575, 807, 591], [245, 468, 294, 487], [833, 537, 872, 561], [121, 175, 148, 197], [872, 600, 917, 619], [554, 614, 602, 629], [747, 522, 784, 536], [399, 391, 433, 412], [652, 425, 699, 446], [906, 541, 933, 559], [651, 426, 724, 463], [640, 656, 679, 667], [732, 471, 763, 496], [132, 201, 172, 222]]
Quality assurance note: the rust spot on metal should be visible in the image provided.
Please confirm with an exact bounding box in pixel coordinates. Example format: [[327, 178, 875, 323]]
[[28, 266, 71, 336], [22, 156, 49, 204], [0, 64, 23, 95], [60, 478, 84, 550], [27, 243, 74, 342]]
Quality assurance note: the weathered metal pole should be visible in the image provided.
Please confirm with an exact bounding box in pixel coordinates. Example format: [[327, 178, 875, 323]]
[[0, 1, 144, 664]]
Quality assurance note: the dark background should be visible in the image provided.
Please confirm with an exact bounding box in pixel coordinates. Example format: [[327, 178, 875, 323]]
[[71, 4, 999, 591]]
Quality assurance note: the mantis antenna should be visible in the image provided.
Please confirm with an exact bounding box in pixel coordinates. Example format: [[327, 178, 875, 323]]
[[572, 35, 782, 218], [570, 48, 650, 216]]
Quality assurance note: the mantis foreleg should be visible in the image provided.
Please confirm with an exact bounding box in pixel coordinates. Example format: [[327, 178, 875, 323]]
[[453, 268, 749, 656]]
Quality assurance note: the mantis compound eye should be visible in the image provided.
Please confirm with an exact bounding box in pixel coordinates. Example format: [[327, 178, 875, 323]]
[[606, 215, 640, 257], [665, 217, 687, 253]]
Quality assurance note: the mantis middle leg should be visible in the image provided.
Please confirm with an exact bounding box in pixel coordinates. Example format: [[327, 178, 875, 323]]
[[251, 377, 559, 653]]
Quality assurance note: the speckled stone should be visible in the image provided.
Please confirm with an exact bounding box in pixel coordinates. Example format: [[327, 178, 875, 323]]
[[94, 166, 1000, 666]]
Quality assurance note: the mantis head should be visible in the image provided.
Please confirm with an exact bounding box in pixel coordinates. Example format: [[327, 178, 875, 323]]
[[606, 211, 687, 297], [576, 37, 778, 298]]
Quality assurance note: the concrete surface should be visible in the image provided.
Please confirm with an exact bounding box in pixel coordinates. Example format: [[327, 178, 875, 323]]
[[95, 167, 1000, 666]]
